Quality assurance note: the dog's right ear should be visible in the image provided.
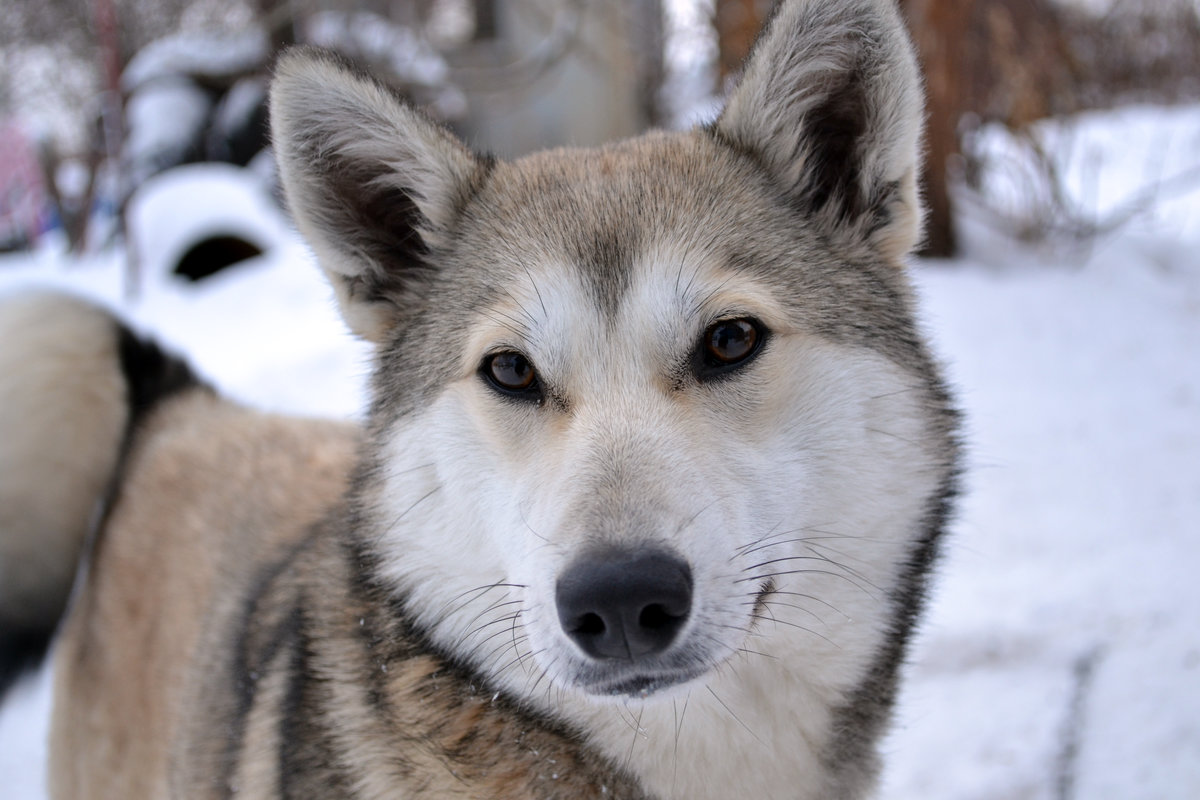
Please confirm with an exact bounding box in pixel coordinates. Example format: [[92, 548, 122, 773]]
[[270, 47, 489, 343]]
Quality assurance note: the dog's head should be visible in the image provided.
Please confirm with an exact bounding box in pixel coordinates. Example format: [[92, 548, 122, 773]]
[[271, 0, 955, 710]]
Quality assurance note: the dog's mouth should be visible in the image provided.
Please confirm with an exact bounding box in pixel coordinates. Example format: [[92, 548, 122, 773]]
[[563, 626, 739, 700], [578, 664, 710, 699], [559, 622, 722, 700]]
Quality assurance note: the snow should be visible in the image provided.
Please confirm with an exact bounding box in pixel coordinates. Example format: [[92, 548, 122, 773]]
[[122, 78, 213, 186], [662, 0, 722, 129], [303, 11, 465, 119], [1, 105, 1199, 799], [305, 10, 449, 88], [120, 28, 270, 94], [964, 103, 1200, 242], [882, 105, 1200, 799], [882, 230, 1200, 798]]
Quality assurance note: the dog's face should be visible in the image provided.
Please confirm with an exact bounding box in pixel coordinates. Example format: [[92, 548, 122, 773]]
[[271, 0, 955, 711], [351, 136, 944, 703]]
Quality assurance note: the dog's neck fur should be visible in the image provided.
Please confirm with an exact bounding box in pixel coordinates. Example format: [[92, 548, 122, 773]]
[[343, 518, 866, 800], [360, 587, 854, 800], [563, 662, 846, 800]]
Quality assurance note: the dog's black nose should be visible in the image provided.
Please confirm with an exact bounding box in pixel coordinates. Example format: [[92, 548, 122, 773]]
[[556, 550, 692, 661]]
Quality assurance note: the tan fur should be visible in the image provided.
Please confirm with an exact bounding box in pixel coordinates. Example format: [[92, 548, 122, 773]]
[[0, 293, 127, 632], [199, 534, 649, 799], [46, 387, 641, 799], [48, 390, 358, 798]]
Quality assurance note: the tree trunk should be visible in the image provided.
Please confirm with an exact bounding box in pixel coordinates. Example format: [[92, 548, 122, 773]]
[[714, 0, 771, 81], [900, 0, 973, 258]]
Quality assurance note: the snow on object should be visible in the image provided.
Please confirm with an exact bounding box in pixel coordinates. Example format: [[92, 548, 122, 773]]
[[125, 162, 289, 282], [120, 28, 270, 94], [205, 76, 268, 165], [122, 78, 213, 187], [305, 11, 449, 89], [962, 103, 1200, 241], [303, 9, 465, 118], [245, 147, 280, 195]]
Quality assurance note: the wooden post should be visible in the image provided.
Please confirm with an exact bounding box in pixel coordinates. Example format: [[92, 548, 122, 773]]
[[714, 0, 770, 80], [900, 0, 973, 258]]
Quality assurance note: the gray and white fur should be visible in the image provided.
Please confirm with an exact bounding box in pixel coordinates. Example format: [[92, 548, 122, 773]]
[[0, 1, 959, 798]]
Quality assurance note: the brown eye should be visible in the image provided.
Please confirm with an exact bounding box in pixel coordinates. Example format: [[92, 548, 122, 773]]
[[706, 319, 758, 364], [695, 317, 767, 380], [484, 351, 539, 396]]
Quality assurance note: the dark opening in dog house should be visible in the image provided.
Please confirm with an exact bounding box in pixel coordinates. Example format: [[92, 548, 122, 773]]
[[173, 234, 263, 282]]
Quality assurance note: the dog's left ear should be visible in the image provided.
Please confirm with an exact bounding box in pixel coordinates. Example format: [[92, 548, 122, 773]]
[[270, 47, 489, 342], [713, 0, 925, 262]]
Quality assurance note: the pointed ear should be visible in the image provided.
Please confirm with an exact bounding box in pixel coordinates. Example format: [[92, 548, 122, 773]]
[[713, 0, 925, 262], [270, 47, 491, 342]]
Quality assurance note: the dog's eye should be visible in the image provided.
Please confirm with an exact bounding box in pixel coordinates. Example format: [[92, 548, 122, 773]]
[[707, 319, 758, 363], [482, 351, 540, 397], [695, 318, 767, 379]]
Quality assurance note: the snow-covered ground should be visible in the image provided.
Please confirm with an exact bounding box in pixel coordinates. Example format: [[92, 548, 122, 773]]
[[1, 104, 1198, 799], [882, 104, 1200, 800]]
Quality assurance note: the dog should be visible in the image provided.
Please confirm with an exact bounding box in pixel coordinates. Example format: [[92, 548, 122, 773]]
[[0, 1, 960, 797]]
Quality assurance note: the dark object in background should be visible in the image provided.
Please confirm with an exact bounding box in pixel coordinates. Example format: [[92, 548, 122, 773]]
[[173, 233, 264, 282], [205, 77, 269, 167]]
